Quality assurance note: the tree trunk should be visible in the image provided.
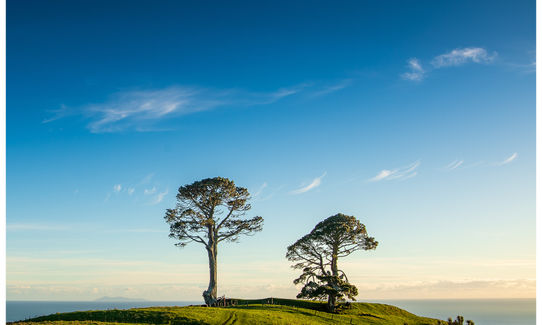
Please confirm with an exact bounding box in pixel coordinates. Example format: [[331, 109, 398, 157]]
[[327, 247, 339, 312], [327, 294, 337, 312], [203, 242, 218, 306]]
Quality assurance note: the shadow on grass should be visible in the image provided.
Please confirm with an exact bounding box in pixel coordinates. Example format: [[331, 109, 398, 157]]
[[18, 309, 207, 325], [226, 304, 380, 323]]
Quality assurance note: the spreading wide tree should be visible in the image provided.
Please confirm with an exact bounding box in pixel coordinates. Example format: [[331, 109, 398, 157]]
[[286, 213, 378, 312], [164, 177, 263, 306]]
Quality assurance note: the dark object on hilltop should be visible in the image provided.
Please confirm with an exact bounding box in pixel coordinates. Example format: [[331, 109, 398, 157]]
[[439, 316, 474, 325], [286, 213, 378, 312], [165, 177, 263, 306]]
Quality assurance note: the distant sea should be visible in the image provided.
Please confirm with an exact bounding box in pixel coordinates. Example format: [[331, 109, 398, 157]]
[[6, 301, 200, 322], [374, 299, 535, 325], [6, 298, 535, 324]]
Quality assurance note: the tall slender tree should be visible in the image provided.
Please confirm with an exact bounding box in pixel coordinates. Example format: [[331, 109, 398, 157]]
[[165, 177, 263, 306], [286, 213, 378, 312]]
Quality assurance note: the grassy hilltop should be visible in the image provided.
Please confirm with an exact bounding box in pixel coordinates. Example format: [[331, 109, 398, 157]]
[[9, 298, 446, 325]]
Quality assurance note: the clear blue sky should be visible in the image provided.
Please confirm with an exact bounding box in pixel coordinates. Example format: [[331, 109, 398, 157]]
[[7, 0, 535, 300]]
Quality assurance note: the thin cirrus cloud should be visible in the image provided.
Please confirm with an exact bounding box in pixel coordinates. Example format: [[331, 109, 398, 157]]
[[401, 58, 425, 81], [431, 47, 496, 68], [85, 87, 225, 133], [506, 60, 536, 74], [139, 173, 155, 185], [290, 172, 327, 195], [112, 183, 134, 196], [402, 47, 497, 81], [7, 223, 70, 231], [309, 79, 353, 97], [441, 153, 517, 170], [369, 161, 420, 182], [497, 152, 518, 166], [144, 187, 157, 195], [150, 189, 169, 205], [443, 159, 464, 171], [253, 182, 268, 197], [43, 83, 316, 133]]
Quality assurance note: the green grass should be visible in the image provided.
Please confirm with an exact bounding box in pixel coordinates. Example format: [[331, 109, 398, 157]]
[[9, 298, 445, 325]]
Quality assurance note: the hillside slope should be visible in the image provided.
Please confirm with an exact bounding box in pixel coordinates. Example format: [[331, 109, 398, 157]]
[[10, 299, 445, 325]]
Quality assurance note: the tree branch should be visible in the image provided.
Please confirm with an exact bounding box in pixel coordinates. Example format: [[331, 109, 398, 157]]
[[216, 205, 236, 231]]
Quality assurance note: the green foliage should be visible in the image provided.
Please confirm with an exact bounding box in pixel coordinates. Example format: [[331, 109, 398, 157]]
[[286, 213, 378, 311], [296, 273, 359, 301], [165, 177, 263, 248], [443, 316, 473, 325], [9, 299, 445, 325]]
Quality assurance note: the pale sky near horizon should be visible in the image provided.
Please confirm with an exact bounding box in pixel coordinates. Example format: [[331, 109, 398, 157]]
[[7, 0, 535, 301]]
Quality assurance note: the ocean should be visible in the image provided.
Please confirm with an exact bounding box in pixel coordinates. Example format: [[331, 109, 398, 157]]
[[6, 301, 200, 322], [6, 299, 535, 324], [374, 299, 535, 325]]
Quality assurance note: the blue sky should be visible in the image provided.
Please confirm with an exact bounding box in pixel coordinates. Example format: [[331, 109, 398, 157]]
[[7, 0, 535, 300]]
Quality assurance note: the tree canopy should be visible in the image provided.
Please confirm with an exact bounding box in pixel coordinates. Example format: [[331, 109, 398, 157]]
[[165, 177, 263, 305], [286, 213, 378, 311]]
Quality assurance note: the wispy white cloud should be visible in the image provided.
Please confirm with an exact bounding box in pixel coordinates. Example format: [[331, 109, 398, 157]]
[[253, 182, 268, 197], [369, 161, 420, 182], [399, 171, 418, 181], [443, 159, 464, 170], [256, 185, 284, 201], [370, 170, 394, 182], [497, 152, 518, 166], [107, 183, 139, 200], [402, 47, 497, 81], [151, 189, 169, 205], [7, 223, 165, 235], [84, 87, 220, 133], [310, 79, 352, 96], [510, 50, 536, 73], [104, 228, 166, 234], [265, 84, 309, 102], [7, 223, 70, 231], [506, 60, 536, 74], [144, 187, 157, 195], [525, 61, 536, 73], [431, 47, 496, 68], [401, 58, 425, 81], [290, 172, 326, 195], [41, 104, 69, 124], [139, 173, 155, 185], [520, 61, 536, 73], [44, 84, 309, 133]]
